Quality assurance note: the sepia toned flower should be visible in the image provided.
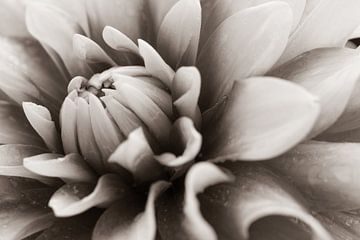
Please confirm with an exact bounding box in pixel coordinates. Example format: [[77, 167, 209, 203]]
[[1, 0, 360, 239]]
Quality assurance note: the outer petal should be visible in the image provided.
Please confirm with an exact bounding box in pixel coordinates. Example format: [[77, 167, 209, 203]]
[[93, 181, 170, 240], [157, 162, 232, 240], [270, 48, 360, 138], [204, 77, 319, 161], [197, 2, 293, 110], [267, 141, 360, 211], [277, 0, 360, 65], [0, 0, 30, 37], [49, 174, 128, 217], [199, 163, 331, 240]]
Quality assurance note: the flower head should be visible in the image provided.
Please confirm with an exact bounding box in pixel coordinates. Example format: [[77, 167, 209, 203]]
[[1, 0, 360, 240]]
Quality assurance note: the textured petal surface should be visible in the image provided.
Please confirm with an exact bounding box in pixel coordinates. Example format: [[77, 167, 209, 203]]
[[197, 2, 293, 110], [199, 163, 331, 240], [49, 174, 128, 217], [267, 141, 360, 211], [270, 48, 360, 138], [93, 181, 170, 240], [204, 77, 319, 161]]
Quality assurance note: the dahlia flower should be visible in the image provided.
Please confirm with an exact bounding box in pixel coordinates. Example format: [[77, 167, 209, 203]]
[[1, 0, 360, 239]]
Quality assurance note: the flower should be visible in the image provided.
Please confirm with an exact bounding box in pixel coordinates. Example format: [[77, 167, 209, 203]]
[[0, 0, 360, 239]]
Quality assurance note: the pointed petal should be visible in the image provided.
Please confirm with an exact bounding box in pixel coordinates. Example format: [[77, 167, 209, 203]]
[[26, 2, 92, 77], [60, 95, 79, 154], [277, 0, 360, 65], [197, 2, 293, 110], [49, 174, 128, 217], [93, 181, 170, 240], [270, 48, 360, 137], [267, 141, 360, 211], [0, 101, 44, 147], [199, 163, 331, 240], [155, 117, 202, 170], [73, 34, 116, 66], [138, 39, 175, 88], [24, 153, 97, 183], [204, 77, 320, 161], [172, 67, 201, 127], [157, 0, 201, 68], [109, 128, 162, 183], [89, 94, 123, 161], [0, 144, 59, 186], [23, 102, 61, 153], [103, 26, 140, 55]]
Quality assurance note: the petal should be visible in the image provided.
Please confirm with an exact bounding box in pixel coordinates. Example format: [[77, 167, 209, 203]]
[[23, 102, 62, 153], [60, 95, 79, 154], [93, 181, 170, 240], [26, 2, 92, 78], [172, 67, 201, 128], [0, 101, 44, 147], [24, 153, 97, 183], [204, 77, 319, 161], [197, 2, 293, 110], [157, 0, 201, 68], [155, 117, 202, 170], [102, 26, 140, 55], [89, 93, 123, 161], [199, 163, 331, 240], [138, 39, 175, 88], [0, 144, 59, 186], [108, 128, 163, 183], [270, 48, 360, 137], [0, 0, 30, 37], [0, 177, 55, 240], [157, 162, 232, 240], [277, 0, 360, 65], [49, 174, 129, 217], [267, 141, 360, 211]]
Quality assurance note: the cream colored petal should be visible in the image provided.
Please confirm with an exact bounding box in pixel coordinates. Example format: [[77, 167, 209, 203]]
[[60, 94, 79, 154], [24, 153, 97, 183], [93, 181, 170, 240], [197, 2, 293, 110], [172, 67, 201, 128], [26, 2, 92, 78], [157, 0, 201, 68], [199, 163, 331, 240], [267, 141, 360, 211], [49, 174, 129, 217], [138, 39, 175, 88], [277, 0, 360, 66], [155, 117, 201, 170], [0, 0, 30, 37], [108, 128, 163, 183], [23, 102, 61, 153], [204, 77, 319, 161], [103, 26, 140, 55], [270, 48, 360, 138]]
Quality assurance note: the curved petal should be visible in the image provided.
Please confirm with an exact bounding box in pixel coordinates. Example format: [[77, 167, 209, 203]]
[[155, 117, 202, 171], [23, 102, 62, 153], [204, 77, 320, 161], [0, 176, 55, 240], [93, 181, 170, 240], [0, 101, 44, 147], [60, 94, 79, 155], [157, 162, 232, 240], [138, 39, 175, 88], [103, 26, 140, 55], [197, 2, 293, 110], [267, 141, 360, 211], [49, 174, 129, 217], [0, 144, 59, 186], [157, 0, 201, 68], [270, 48, 360, 138], [26, 2, 92, 78], [277, 0, 360, 65], [172, 67, 201, 128], [0, 0, 30, 37], [108, 128, 163, 183], [199, 163, 331, 240], [24, 153, 97, 183]]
